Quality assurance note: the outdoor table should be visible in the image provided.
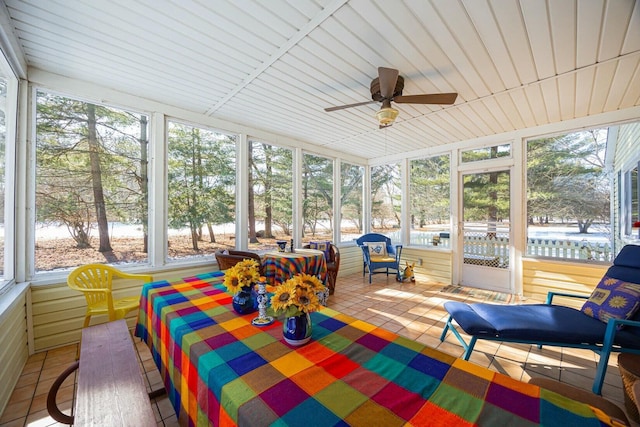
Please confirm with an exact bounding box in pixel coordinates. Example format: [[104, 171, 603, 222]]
[[135, 271, 616, 427], [262, 248, 327, 285]]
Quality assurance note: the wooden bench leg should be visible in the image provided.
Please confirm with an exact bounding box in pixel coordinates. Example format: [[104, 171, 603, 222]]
[[47, 361, 79, 425]]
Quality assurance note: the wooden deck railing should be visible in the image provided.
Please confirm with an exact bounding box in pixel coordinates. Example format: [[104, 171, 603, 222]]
[[401, 231, 613, 263]]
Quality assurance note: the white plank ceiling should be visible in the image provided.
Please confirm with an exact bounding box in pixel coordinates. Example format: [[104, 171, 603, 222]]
[[3, 0, 639, 160]]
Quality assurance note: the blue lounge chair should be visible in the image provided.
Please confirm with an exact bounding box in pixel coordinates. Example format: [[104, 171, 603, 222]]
[[440, 244, 640, 395], [356, 233, 402, 283]]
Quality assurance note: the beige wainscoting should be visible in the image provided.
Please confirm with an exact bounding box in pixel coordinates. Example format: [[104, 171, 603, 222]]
[[336, 244, 364, 277], [522, 257, 608, 307], [29, 265, 217, 352], [401, 247, 452, 285], [0, 284, 29, 417]]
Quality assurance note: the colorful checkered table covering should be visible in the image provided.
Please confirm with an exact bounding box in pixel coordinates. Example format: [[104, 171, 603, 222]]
[[135, 272, 616, 427], [263, 249, 327, 285]]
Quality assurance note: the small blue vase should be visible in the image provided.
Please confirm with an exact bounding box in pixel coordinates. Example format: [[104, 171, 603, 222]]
[[283, 313, 312, 346], [232, 286, 257, 314]]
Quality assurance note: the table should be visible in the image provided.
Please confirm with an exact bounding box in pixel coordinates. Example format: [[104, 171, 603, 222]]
[[262, 248, 327, 285], [135, 272, 615, 427]]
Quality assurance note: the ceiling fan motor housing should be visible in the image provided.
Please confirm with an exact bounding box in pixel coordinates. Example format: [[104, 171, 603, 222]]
[[370, 76, 404, 101]]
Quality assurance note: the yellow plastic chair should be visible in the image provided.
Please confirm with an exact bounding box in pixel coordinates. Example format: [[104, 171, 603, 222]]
[[67, 264, 153, 327]]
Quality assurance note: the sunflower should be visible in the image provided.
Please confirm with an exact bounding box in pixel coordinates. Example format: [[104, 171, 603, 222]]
[[292, 286, 320, 314], [297, 273, 325, 292], [268, 274, 324, 317], [223, 259, 260, 294], [271, 282, 295, 311]]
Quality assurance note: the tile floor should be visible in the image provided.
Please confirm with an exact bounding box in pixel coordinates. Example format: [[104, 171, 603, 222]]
[[0, 271, 634, 426]]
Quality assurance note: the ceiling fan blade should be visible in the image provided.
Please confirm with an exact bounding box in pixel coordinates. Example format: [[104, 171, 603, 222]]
[[324, 100, 376, 112], [394, 93, 458, 105], [378, 67, 399, 99]]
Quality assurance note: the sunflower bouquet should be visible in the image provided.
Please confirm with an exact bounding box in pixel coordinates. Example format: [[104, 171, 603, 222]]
[[222, 259, 261, 294], [269, 273, 325, 317]]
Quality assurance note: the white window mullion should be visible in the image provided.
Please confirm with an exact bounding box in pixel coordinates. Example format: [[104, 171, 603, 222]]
[[363, 166, 371, 234], [149, 112, 167, 267], [236, 134, 249, 250], [292, 148, 303, 246], [333, 158, 341, 244], [400, 158, 409, 246]]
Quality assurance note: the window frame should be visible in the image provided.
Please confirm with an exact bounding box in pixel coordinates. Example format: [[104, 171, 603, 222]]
[[301, 151, 334, 243], [165, 118, 238, 264], [524, 128, 612, 263], [0, 55, 18, 291], [621, 162, 639, 239], [31, 88, 153, 279], [408, 153, 451, 248]]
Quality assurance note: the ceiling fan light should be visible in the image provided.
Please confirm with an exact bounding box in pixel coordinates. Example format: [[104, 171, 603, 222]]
[[376, 107, 399, 126]]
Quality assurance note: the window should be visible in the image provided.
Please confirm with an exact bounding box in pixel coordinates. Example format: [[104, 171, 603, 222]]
[[0, 60, 17, 287], [371, 163, 401, 240], [340, 162, 364, 242], [302, 154, 333, 243], [409, 155, 450, 247], [35, 91, 149, 272], [461, 143, 510, 163], [166, 121, 236, 261], [526, 129, 611, 262], [248, 140, 292, 250], [622, 164, 639, 238]]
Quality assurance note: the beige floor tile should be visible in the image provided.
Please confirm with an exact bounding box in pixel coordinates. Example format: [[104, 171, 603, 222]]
[[16, 371, 40, 389], [20, 359, 44, 376], [489, 356, 527, 380], [0, 417, 26, 427], [8, 381, 36, 405], [415, 333, 443, 348], [24, 407, 57, 427], [160, 413, 180, 427], [156, 396, 176, 420], [467, 351, 493, 368], [435, 341, 466, 358], [0, 399, 30, 423]]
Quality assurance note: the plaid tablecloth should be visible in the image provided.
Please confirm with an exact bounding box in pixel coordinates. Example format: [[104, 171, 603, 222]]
[[135, 272, 616, 427], [263, 249, 327, 285]]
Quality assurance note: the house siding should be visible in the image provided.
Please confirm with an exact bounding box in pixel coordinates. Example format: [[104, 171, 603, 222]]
[[611, 123, 640, 252], [0, 288, 29, 416]]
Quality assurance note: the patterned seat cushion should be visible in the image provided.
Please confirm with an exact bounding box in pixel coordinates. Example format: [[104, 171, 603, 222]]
[[365, 241, 387, 258], [581, 275, 640, 323]]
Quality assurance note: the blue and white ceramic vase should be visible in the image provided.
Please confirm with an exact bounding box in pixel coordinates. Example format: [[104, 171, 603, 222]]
[[232, 286, 257, 314], [282, 312, 312, 346]]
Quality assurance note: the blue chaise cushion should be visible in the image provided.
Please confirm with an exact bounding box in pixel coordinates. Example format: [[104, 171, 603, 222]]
[[444, 301, 640, 349]]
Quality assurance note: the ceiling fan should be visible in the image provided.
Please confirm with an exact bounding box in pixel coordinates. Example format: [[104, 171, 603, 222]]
[[325, 67, 458, 128]]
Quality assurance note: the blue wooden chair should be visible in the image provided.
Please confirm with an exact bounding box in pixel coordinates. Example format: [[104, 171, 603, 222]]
[[355, 233, 402, 283], [440, 244, 640, 395]]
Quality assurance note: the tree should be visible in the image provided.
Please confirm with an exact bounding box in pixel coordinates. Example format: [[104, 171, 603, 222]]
[[371, 164, 401, 230], [340, 163, 364, 233], [36, 92, 147, 255], [248, 141, 258, 243], [167, 123, 235, 251], [250, 142, 292, 238], [302, 154, 333, 237], [527, 130, 609, 233], [86, 104, 112, 252], [410, 155, 450, 228]]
